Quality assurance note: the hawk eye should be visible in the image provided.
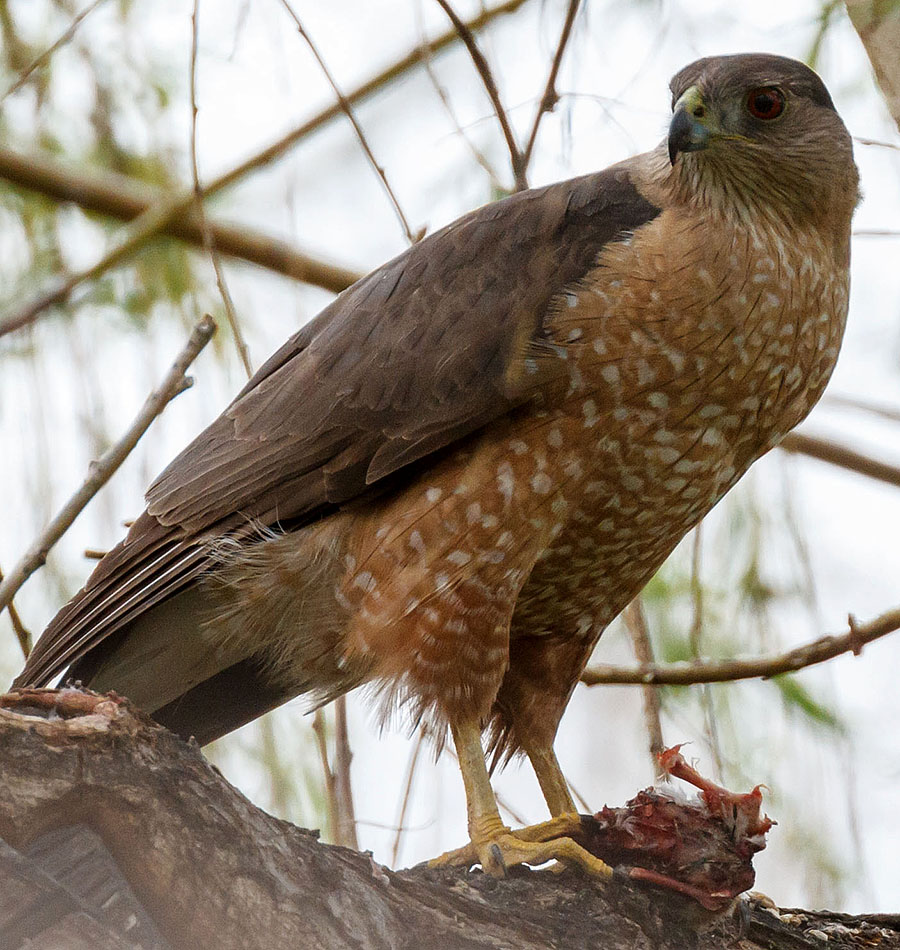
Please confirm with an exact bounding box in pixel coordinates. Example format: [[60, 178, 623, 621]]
[[746, 86, 785, 120]]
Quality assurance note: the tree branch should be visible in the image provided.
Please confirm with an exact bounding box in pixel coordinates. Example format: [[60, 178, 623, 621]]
[[1, 0, 108, 103], [333, 695, 359, 851], [434, 0, 526, 190], [277, 0, 417, 244], [580, 604, 900, 687], [189, 0, 253, 377], [845, 0, 900, 134], [0, 0, 528, 337], [0, 690, 896, 949], [0, 567, 32, 659], [519, 0, 581, 176], [0, 316, 216, 618], [778, 430, 900, 489], [622, 598, 665, 769], [0, 144, 362, 306]]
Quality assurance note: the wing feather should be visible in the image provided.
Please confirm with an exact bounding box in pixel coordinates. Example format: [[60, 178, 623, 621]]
[[17, 164, 660, 689]]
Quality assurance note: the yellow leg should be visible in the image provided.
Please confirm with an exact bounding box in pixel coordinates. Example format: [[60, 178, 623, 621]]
[[525, 741, 577, 817], [428, 719, 613, 880]]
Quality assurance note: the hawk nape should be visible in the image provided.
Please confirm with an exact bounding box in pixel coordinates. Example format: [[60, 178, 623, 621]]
[[16, 53, 858, 877]]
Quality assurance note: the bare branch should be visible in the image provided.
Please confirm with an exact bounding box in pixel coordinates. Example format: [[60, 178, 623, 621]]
[[1, 0, 108, 103], [520, 0, 581, 176], [311, 707, 339, 843], [278, 0, 417, 244], [688, 526, 722, 774], [0, 566, 33, 658], [0, 145, 361, 305], [434, 0, 526, 190], [4, 691, 878, 949], [390, 726, 426, 867], [416, 11, 502, 186], [190, 0, 253, 377], [778, 430, 900, 489], [333, 696, 359, 850], [622, 598, 665, 770], [0, 315, 216, 616], [854, 135, 900, 150], [581, 604, 900, 687], [0, 1, 527, 337]]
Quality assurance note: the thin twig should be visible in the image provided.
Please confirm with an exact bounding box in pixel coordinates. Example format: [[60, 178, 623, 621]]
[[277, 0, 417, 244], [581, 604, 900, 687], [332, 695, 359, 850], [391, 727, 426, 866], [255, 713, 294, 819], [1, 0, 108, 103], [519, 0, 580, 177], [854, 136, 900, 151], [0, 1, 527, 337], [190, 0, 253, 377], [434, 0, 526, 190], [415, 2, 501, 185], [0, 315, 216, 615], [778, 430, 900, 489], [688, 528, 703, 655], [566, 777, 592, 815], [0, 566, 33, 658], [622, 598, 665, 770], [688, 526, 722, 775], [311, 708, 339, 843]]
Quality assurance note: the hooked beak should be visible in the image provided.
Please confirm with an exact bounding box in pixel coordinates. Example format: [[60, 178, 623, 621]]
[[668, 86, 711, 165]]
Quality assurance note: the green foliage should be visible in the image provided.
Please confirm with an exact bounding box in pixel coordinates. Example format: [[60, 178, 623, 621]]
[[0, 0, 203, 338], [771, 674, 845, 733], [806, 0, 843, 68]]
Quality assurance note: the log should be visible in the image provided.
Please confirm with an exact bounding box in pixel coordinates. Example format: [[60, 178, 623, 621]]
[[0, 689, 897, 950]]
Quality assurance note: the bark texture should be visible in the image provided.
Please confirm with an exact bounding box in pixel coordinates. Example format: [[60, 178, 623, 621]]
[[0, 689, 897, 950]]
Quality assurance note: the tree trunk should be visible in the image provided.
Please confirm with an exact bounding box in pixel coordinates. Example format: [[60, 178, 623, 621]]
[[0, 689, 897, 950]]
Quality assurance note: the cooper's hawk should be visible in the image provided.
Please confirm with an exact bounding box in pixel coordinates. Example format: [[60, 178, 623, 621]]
[[16, 53, 858, 877]]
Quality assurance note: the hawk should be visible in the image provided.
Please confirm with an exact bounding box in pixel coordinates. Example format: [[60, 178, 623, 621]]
[[16, 53, 858, 877]]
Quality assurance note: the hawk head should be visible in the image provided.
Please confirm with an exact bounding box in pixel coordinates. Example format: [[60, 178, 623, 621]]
[[665, 53, 859, 226]]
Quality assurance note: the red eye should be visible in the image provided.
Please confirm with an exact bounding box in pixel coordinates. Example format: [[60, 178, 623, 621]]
[[746, 86, 785, 119]]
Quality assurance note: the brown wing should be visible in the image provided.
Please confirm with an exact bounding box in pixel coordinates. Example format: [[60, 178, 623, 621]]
[[16, 163, 660, 689]]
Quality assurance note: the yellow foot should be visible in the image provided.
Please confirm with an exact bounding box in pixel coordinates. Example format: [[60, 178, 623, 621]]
[[428, 813, 613, 880]]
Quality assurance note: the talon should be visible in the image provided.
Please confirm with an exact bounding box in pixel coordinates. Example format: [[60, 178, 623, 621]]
[[487, 842, 507, 876], [429, 825, 614, 880]]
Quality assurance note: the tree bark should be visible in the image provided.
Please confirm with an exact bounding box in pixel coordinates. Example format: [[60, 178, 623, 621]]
[[0, 690, 897, 950], [846, 0, 900, 134]]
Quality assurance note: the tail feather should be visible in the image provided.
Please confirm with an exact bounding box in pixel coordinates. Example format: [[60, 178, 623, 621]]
[[153, 657, 294, 745]]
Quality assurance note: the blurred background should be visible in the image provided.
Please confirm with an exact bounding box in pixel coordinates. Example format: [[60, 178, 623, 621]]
[[0, 0, 898, 913]]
